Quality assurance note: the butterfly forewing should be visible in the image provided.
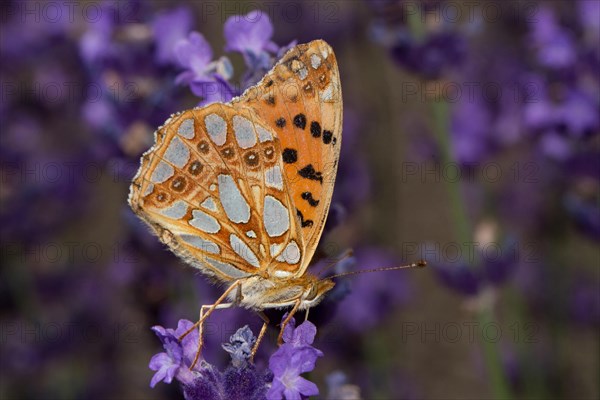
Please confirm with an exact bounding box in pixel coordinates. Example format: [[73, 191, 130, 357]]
[[129, 103, 305, 282], [129, 40, 342, 284], [232, 40, 343, 268]]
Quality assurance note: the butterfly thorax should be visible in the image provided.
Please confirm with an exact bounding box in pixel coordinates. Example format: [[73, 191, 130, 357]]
[[234, 274, 335, 311]]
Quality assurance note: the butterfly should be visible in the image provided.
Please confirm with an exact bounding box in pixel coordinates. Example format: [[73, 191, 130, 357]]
[[128, 40, 343, 364]]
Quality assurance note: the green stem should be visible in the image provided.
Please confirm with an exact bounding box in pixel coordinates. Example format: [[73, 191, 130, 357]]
[[430, 100, 512, 400], [432, 85, 512, 400], [407, 5, 426, 41], [430, 101, 472, 246], [406, 8, 512, 398], [479, 309, 512, 399]]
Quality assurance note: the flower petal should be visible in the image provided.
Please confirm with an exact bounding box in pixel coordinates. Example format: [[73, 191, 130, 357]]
[[295, 376, 319, 397], [152, 6, 193, 65], [149, 352, 171, 371], [150, 367, 167, 388], [283, 387, 302, 400], [224, 11, 274, 56], [175, 31, 213, 72], [292, 321, 317, 346], [266, 378, 286, 400]]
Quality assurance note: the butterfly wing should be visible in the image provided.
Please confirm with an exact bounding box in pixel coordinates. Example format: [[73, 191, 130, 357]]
[[129, 103, 306, 282], [231, 39, 343, 273]]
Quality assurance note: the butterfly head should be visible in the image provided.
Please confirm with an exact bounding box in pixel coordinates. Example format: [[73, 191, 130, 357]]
[[298, 275, 335, 309]]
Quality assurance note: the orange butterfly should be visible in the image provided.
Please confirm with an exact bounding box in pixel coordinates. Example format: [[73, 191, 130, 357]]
[[129, 40, 343, 364]]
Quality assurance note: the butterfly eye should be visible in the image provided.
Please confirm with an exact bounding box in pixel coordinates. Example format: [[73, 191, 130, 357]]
[[306, 284, 319, 301]]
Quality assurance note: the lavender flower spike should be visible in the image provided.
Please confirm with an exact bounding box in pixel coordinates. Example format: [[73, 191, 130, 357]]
[[183, 325, 271, 400], [222, 325, 256, 367]]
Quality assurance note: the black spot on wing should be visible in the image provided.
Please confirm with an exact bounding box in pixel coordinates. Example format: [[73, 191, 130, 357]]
[[298, 164, 323, 183], [293, 114, 307, 130], [296, 209, 314, 228], [310, 121, 321, 138], [323, 130, 333, 144], [282, 148, 298, 164], [276, 117, 286, 128], [301, 192, 320, 207]]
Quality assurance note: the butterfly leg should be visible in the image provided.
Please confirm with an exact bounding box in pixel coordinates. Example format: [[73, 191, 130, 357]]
[[277, 299, 301, 346], [251, 311, 270, 361], [190, 302, 235, 369], [179, 281, 242, 369]]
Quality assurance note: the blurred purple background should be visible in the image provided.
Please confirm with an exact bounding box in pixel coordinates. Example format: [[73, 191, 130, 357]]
[[1, 1, 598, 399]]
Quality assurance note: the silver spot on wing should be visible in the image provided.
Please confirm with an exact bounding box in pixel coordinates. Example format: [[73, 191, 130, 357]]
[[178, 118, 195, 139], [189, 209, 221, 233], [181, 234, 220, 254], [218, 174, 250, 224], [229, 234, 259, 268], [263, 195, 289, 237], [205, 113, 227, 146]]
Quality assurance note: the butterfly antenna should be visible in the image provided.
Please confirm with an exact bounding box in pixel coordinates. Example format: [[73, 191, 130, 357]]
[[322, 260, 427, 281], [316, 248, 354, 277]]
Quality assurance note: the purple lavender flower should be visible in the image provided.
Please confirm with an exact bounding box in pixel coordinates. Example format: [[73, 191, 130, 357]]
[[172, 9, 296, 104], [174, 31, 235, 104], [524, 81, 598, 160], [152, 6, 194, 65], [482, 237, 519, 286], [563, 150, 600, 241], [182, 359, 272, 400], [569, 279, 600, 327], [332, 111, 372, 212], [174, 32, 219, 85], [564, 189, 600, 241], [224, 10, 279, 69], [150, 322, 272, 399], [384, 29, 465, 79], [556, 89, 599, 138], [78, 3, 116, 66], [530, 7, 576, 69], [149, 319, 199, 387], [222, 325, 256, 367], [525, 82, 598, 139], [335, 248, 411, 331], [432, 229, 518, 296], [450, 94, 493, 165], [579, 0, 600, 38], [280, 317, 320, 348], [434, 262, 482, 296], [267, 318, 323, 400]]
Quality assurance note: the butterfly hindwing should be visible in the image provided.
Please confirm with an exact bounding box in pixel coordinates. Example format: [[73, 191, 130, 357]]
[[129, 103, 306, 282], [232, 39, 343, 269]]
